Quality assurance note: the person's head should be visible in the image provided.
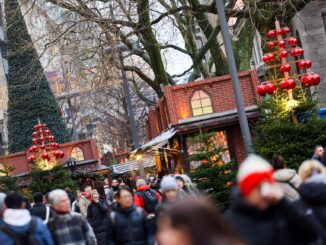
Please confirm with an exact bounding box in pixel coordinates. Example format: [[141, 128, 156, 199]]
[[175, 176, 185, 189], [91, 190, 99, 202], [48, 189, 71, 214], [118, 178, 125, 185], [116, 186, 133, 209], [298, 160, 326, 182], [157, 197, 239, 245], [5, 192, 25, 209], [136, 179, 146, 188], [76, 190, 82, 199], [272, 154, 286, 170], [84, 186, 92, 195], [237, 154, 275, 210], [314, 145, 324, 158], [0, 193, 6, 216], [111, 179, 119, 187], [161, 176, 178, 201], [149, 176, 156, 183], [64, 187, 71, 194], [33, 192, 44, 204]]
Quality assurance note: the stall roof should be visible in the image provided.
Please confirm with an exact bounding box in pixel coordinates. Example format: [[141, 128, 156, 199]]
[[112, 156, 156, 174]]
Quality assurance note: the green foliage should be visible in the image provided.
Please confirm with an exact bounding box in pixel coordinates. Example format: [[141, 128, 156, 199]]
[[0, 176, 20, 193], [71, 171, 104, 182], [254, 116, 326, 170], [5, 0, 70, 153], [28, 165, 77, 194], [188, 130, 236, 210]]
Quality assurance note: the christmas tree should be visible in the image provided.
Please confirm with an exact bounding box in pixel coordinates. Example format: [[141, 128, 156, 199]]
[[189, 130, 235, 210], [5, 0, 70, 153]]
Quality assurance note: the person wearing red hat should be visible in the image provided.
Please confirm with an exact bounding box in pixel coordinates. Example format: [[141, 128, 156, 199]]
[[227, 154, 319, 245]]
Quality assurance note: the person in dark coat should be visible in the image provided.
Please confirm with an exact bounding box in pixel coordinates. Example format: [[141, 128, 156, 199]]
[[109, 186, 154, 245], [87, 190, 110, 245], [296, 160, 326, 243], [30, 192, 52, 223], [227, 154, 319, 245]]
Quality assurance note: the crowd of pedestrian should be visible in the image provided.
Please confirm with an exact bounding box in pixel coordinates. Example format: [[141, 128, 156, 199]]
[[1, 145, 326, 244]]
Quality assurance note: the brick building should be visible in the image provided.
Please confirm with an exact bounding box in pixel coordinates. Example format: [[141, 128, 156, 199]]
[[142, 70, 260, 172]]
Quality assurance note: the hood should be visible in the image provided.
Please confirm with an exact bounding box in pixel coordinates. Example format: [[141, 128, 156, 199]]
[[299, 175, 326, 204], [3, 209, 31, 228], [273, 169, 296, 182], [137, 185, 150, 191]]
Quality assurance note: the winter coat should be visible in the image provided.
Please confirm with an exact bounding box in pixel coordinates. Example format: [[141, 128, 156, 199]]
[[108, 205, 154, 245], [0, 209, 54, 245], [134, 185, 162, 213], [227, 188, 319, 245], [79, 194, 91, 218], [30, 203, 48, 220], [296, 174, 326, 244], [87, 200, 110, 245], [273, 169, 301, 201]]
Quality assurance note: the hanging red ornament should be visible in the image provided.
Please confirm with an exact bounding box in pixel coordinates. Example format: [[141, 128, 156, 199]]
[[282, 27, 290, 34], [55, 143, 60, 148], [42, 153, 49, 160], [267, 42, 275, 49], [283, 78, 296, 90], [32, 138, 38, 145], [278, 40, 286, 48], [40, 145, 46, 150], [276, 29, 283, 35], [268, 30, 276, 38], [28, 146, 35, 153], [279, 50, 288, 59], [287, 37, 298, 47], [40, 137, 45, 142], [305, 60, 312, 69], [298, 60, 307, 70], [265, 82, 277, 94], [41, 124, 47, 128], [59, 151, 65, 158], [301, 74, 314, 86], [280, 64, 291, 73], [44, 130, 51, 135], [312, 74, 321, 85], [48, 136, 55, 142], [32, 132, 38, 137], [280, 80, 288, 90], [33, 125, 39, 131], [257, 85, 267, 96]]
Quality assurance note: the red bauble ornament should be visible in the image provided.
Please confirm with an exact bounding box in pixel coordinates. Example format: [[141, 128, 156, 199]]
[[279, 50, 288, 59], [33, 125, 39, 131], [59, 151, 65, 158], [280, 64, 291, 73], [40, 145, 46, 150], [280, 80, 288, 90], [40, 137, 45, 142], [28, 155, 36, 162], [32, 139, 38, 144], [267, 42, 275, 49], [298, 60, 307, 70], [32, 132, 38, 137], [287, 78, 296, 89], [276, 29, 283, 35], [28, 146, 34, 153], [305, 60, 312, 69], [288, 37, 298, 47], [312, 74, 321, 85], [41, 124, 47, 128], [257, 85, 267, 96], [55, 143, 60, 148], [42, 153, 49, 160], [298, 48, 304, 56], [268, 30, 276, 38], [265, 82, 277, 94], [48, 136, 55, 142], [282, 27, 290, 34], [278, 40, 286, 48], [301, 74, 314, 86], [44, 130, 51, 135]]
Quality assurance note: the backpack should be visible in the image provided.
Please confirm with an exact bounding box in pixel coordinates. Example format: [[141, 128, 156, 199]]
[[137, 189, 159, 213], [0, 218, 39, 245]]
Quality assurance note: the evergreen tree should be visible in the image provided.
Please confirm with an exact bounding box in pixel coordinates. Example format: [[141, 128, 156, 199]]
[[189, 130, 236, 210], [5, 0, 70, 153]]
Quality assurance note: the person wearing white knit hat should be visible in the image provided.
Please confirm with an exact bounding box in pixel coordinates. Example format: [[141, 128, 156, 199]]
[[227, 154, 319, 245]]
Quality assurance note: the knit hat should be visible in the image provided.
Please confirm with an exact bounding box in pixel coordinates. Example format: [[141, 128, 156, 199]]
[[237, 154, 274, 197], [161, 176, 178, 193]]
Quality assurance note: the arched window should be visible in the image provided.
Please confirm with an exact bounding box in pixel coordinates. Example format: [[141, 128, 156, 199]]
[[190, 90, 213, 116], [70, 147, 85, 161]]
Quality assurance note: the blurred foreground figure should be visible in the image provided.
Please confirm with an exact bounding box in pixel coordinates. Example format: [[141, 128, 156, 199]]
[[157, 197, 241, 245], [228, 154, 319, 245]]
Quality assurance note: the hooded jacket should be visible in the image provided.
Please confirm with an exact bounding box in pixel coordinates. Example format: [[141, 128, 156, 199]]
[[0, 209, 54, 245], [134, 185, 161, 213], [273, 169, 301, 201], [227, 188, 319, 245], [296, 174, 326, 243]]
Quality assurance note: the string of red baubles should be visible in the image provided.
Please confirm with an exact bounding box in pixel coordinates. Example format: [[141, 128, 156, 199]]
[[27, 123, 64, 162], [257, 27, 320, 96]]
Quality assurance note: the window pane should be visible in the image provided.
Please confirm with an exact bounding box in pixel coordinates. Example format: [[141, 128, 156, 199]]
[[198, 91, 208, 99], [203, 106, 213, 114], [191, 100, 201, 109], [201, 98, 212, 107], [192, 91, 200, 100], [193, 108, 203, 116]]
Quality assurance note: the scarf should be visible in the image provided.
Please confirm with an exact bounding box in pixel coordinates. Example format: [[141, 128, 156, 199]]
[[3, 209, 31, 227]]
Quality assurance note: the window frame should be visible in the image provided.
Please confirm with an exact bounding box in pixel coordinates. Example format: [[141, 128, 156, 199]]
[[70, 147, 85, 161], [189, 89, 214, 117]]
